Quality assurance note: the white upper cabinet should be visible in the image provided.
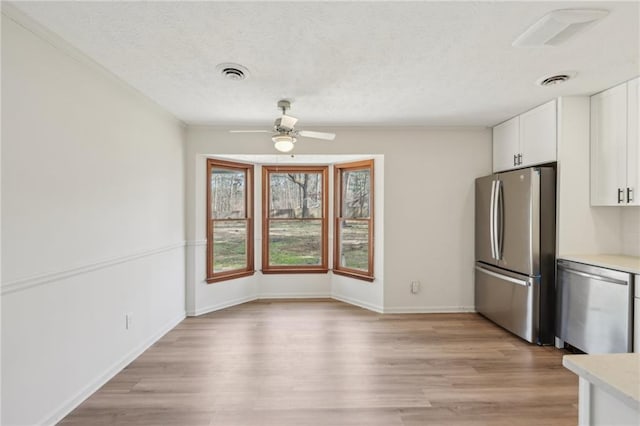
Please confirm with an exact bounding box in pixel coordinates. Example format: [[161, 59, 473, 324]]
[[492, 100, 557, 172], [627, 78, 639, 205], [520, 100, 557, 168], [492, 116, 519, 172], [590, 77, 639, 206]]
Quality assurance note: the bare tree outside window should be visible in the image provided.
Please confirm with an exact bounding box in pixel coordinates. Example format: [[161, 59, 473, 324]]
[[334, 160, 374, 281], [262, 166, 328, 272], [206, 159, 254, 283]]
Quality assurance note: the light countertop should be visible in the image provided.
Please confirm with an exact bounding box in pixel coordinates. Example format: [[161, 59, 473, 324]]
[[563, 353, 640, 410], [558, 254, 640, 275]]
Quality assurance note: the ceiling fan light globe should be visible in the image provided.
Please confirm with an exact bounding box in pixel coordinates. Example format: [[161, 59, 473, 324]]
[[272, 135, 296, 152]]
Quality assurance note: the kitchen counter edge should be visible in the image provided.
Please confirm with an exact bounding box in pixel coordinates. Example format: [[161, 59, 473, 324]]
[[558, 254, 640, 274], [563, 353, 640, 410]]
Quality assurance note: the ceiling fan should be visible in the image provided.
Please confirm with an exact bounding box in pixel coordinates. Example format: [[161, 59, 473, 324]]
[[230, 100, 336, 153]]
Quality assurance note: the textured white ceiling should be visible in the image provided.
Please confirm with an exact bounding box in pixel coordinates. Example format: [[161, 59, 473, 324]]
[[8, 1, 640, 127]]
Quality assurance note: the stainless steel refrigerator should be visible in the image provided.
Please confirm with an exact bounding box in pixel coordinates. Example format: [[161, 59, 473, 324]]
[[474, 166, 556, 345]]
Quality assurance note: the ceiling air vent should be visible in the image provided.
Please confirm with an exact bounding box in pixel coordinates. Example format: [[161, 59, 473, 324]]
[[536, 71, 576, 87], [216, 63, 249, 81], [538, 74, 571, 86]]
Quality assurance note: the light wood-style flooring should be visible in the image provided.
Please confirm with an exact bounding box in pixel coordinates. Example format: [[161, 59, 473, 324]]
[[59, 299, 578, 425]]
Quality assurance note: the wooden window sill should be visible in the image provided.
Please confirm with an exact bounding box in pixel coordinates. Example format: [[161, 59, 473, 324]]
[[261, 268, 329, 275], [332, 269, 375, 282], [206, 270, 255, 284]]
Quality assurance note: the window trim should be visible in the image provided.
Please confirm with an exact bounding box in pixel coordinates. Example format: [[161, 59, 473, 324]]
[[206, 158, 255, 283], [262, 165, 329, 274], [333, 159, 375, 282]]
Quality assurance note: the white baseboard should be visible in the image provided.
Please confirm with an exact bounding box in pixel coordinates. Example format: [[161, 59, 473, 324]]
[[258, 293, 331, 299], [331, 294, 384, 313], [187, 295, 258, 316], [40, 311, 186, 426], [383, 305, 476, 314], [189, 294, 475, 316], [188, 294, 336, 316]]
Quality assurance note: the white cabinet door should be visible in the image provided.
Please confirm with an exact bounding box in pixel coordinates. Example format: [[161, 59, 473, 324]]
[[520, 100, 557, 168], [492, 116, 520, 172], [591, 83, 628, 206], [626, 78, 639, 205], [493, 101, 558, 173]]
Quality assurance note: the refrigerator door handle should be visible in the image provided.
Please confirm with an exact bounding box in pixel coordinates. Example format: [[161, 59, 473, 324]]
[[495, 179, 503, 260], [475, 265, 530, 287], [489, 180, 497, 259], [492, 180, 502, 260]]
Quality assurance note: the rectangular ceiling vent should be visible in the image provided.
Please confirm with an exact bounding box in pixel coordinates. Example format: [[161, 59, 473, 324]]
[[513, 9, 609, 47]]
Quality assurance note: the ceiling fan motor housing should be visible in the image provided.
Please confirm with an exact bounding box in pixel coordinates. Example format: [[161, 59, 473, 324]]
[[274, 117, 290, 133], [274, 114, 298, 132], [277, 100, 291, 112]]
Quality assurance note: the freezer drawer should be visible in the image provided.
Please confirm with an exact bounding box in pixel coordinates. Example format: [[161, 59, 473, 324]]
[[557, 260, 633, 354], [475, 262, 539, 343]]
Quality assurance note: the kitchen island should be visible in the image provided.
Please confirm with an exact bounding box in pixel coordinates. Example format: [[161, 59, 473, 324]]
[[563, 353, 640, 426]]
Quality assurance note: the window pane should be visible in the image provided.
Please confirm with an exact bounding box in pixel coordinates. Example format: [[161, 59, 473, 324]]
[[211, 169, 246, 219], [269, 220, 322, 265], [213, 220, 247, 272], [341, 169, 370, 218], [339, 220, 369, 271], [269, 173, 323, 218]]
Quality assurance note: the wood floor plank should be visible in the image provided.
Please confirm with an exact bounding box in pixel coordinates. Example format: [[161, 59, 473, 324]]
[[58, 300, 577, 425]]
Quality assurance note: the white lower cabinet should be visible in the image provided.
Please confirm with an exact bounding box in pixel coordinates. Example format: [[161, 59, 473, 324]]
[[564, 354, 640, 426], [578, 378, 640, 426]]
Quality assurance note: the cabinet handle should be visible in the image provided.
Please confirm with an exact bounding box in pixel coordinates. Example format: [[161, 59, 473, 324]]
[[618, 188, 624, 203], [627, 187, 634, 203], [517, 153, 523, 165], [513, 154, 517, 167]]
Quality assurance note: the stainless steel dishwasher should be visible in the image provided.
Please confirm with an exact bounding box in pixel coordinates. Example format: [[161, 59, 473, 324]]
[[557, 259, 634, 354]]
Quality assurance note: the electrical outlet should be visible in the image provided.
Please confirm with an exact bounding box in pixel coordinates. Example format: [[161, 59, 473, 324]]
[[125, 313, 133, 330], [411, 281, 420, 294]]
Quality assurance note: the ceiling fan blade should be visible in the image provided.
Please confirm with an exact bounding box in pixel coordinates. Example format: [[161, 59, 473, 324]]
[[298, 130, 336, 140], [279, 115, 298, 130], [229, 130, 272, 133]]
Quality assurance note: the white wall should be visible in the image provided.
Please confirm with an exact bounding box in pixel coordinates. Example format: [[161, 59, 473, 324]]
[[622, 208, 640, 256], [186, 127, 491, 314], [556, 97, 624, 255], [1, 10, 186, 426], [380, 131, 490, 312]]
